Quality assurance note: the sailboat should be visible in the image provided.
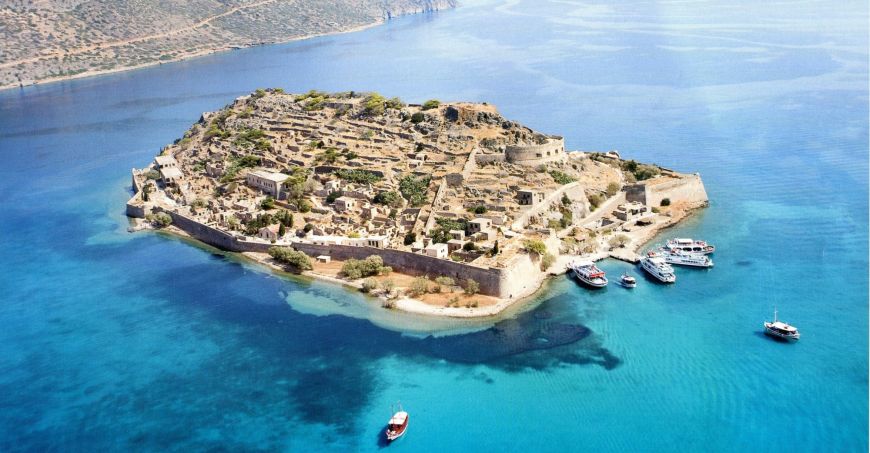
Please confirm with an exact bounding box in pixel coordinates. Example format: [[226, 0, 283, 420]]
[[763, 307, 800, 341]]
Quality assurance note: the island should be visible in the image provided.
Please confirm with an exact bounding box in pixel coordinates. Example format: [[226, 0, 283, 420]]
[[126, 89, 709, 317]]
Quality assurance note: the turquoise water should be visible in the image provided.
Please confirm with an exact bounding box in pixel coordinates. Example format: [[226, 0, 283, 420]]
[[1, 0, 867, 451]]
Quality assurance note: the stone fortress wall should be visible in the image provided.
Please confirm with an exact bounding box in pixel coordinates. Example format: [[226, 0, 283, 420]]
[[625, 173, 708, 207], [505, 136, 566, 166], [131, 204, 517, 297]]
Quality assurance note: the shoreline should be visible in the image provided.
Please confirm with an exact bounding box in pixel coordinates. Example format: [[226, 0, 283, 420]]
[[133, 202, 705, 321], [1, 15, 418, 92]]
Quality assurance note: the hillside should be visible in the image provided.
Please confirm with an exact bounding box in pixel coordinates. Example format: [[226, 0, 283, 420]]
[[0, 0, 455, 89]]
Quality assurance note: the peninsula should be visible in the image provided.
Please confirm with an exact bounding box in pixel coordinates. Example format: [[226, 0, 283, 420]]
[[0, 0, 454, 90], [126, 89, 709, 317]]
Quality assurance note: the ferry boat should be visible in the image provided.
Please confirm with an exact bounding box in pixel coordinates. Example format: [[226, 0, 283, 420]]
[[764, 308, 800, 341], [385, 408, 409, 442], [658, 249, 714, 268], [664, 238, 715, 255], [640, 256, 676, 283], [570, 260, 608, 288], [619, 273, 637, 288]]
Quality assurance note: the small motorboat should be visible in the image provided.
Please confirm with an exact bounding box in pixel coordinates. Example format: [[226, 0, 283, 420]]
[[619, 273, 636, 288], [764, 307, 800, 341], [385, 407, 409, 442]]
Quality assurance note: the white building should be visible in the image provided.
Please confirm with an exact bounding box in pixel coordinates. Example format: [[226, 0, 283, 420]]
[[423, 243, 449, 259], [334, 196, 357, 212], [468, 217, 492, 234], [246, 169, 289, 199]]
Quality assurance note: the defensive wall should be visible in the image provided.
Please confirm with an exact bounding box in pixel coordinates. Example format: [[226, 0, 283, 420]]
[[625, 174, 708, 207], [505, 137, 566, 166]]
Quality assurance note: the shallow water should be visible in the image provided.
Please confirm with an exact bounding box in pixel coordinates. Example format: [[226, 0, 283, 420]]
[[0, 0, 867, 451]]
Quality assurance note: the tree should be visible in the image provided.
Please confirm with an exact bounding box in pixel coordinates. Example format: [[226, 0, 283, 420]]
[[278, 223, 286, 237], [408, 277, 430, 297], [399, 175, 431, 206], [490, 240, 499, 256], [463, 278, 480, 296], [326, 190, 343, 204], [660, 198, 671, 206], [463, 241, 477, 252], [403, 232, 417, 246], [561, 193, 571, 206], [608, 234, 631, 249], [148, 212, 172, 227]]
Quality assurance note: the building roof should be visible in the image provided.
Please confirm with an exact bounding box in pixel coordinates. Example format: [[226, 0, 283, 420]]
[[160, 167, 183, 179], [248, 169, 289, 183], [425, 242, 448, 250], [470, 217, 491, 224], [154, 155, 177, 166]]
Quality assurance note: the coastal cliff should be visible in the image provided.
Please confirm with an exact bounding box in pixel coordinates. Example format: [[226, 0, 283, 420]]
[[0, 0, 456, 90]]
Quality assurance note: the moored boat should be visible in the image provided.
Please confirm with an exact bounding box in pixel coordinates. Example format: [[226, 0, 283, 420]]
[[569, 260, 608, 288], [640, 256, 676, 283], [664, 238, 715, 255], [764, 308, 800, 341], [385, 409, 409, 442], [658, 248, 714, 268]]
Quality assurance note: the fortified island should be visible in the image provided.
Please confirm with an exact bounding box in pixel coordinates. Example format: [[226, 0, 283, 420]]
[[126, 89, 708, 317]]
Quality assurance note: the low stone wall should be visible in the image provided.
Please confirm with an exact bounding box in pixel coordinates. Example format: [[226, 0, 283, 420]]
[[474, 153, 506, 165]]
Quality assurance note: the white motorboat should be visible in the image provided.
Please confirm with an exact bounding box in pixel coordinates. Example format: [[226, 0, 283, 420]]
[[764, 308, 800, 341], [569, 260, 608, 288], [385, 407, 409, 442], [664, 238, 715, 255], [619, 273, 637, 288], [658, 248, 714, 268], [640, 256, 676, 283]]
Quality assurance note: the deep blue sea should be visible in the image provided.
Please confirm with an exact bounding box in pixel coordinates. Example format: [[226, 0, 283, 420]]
[[0, 0, 867, 451]]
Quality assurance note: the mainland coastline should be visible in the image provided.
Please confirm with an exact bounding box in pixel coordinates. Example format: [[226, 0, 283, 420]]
[[126, 89, 709, 319]]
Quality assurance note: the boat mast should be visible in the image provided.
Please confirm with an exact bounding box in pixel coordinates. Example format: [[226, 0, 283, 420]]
[[773, 306, 778, 323]]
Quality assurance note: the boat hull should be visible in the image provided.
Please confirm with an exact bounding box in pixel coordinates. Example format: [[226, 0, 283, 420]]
[[574, 273, 608, 288]]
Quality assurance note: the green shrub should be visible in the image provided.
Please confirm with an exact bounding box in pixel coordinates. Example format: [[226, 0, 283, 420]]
[[608, 234, 630, 249], [410, 112, 425, 123], [145, 170, 161, 180], [148, 212, 172, 227], [606, 181, 621, 197], [422, 99, 440, 110], [522, 239, 547, 255], [399, 175, 431, 206], [335, 169, 382, 185], [587, 193, 603, 209], [434, 276, 455, 291], [463, 278, 480, 296], [268, 247, 312, 271], [660, 198, 671, 206], [326, 190, 343, 204], [341, 255, 391, 280], [363, 93, 386, 115], [373, 190, 402, 207], [549, 170, 575, 185], [541, 252, 555, 271], [408, 277, 430, 297], [403, 232, 417, 246], [361, 278, 378, 293]]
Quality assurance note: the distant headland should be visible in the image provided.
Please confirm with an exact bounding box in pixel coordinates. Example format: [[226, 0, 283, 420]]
[[126, 88, 709, 317], [0, 0, 455, 91]]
